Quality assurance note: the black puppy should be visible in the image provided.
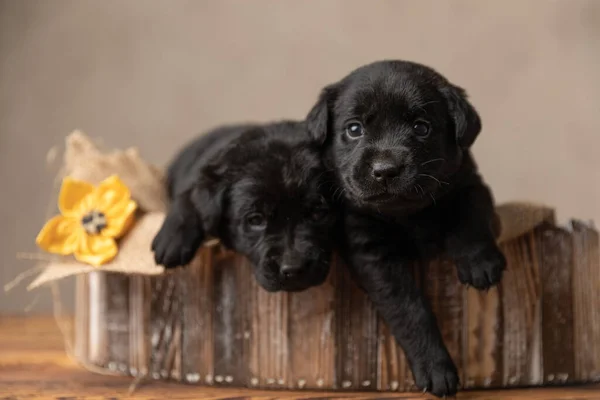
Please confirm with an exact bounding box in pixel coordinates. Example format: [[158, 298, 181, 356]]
[[152, 122, 337, 292], [306, 60, 506, 397]]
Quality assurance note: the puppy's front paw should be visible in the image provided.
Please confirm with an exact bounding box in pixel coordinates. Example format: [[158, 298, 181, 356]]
[[412, 354, 459, 398], [151, 213, 204, 269], [456, 245, 506, 290]]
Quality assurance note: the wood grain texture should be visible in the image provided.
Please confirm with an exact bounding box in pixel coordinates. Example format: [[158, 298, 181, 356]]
[[74, 273, 89, 363], [181, 246, 216, 385], [463, 286, 502, 389], [148, 270, 182, 380], [499, 233, 542, 387], [248, 259, 291, 389], [423, 259, 466, 385], [213, 252, 250, 387], [105, 272, 130, 374], [538, 225, 575, 384], [332, 256, 379, 391], [377, 317, 412, 392], [288, 265, 336, 390], [70, 219, 600, 392], [128, 274, 149, 377], [86, 271, 108, 366], [571, 221, 600, 382], [2, 316, 600, 400]]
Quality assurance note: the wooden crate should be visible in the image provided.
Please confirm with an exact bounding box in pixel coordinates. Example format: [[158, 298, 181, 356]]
[[72, 219, 600, 392]]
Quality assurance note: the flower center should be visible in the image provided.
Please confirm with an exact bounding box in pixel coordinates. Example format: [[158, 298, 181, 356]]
[[81, 210, 107, 235]]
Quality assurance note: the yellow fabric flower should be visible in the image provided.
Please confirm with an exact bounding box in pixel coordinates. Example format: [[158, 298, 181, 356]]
[[36, 175, 137, 266]]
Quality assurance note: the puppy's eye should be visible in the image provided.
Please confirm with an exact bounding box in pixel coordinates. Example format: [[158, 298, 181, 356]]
[[412, 120, 430, 137], [246, 213, 266, 230], [345, 122, 364, 139]]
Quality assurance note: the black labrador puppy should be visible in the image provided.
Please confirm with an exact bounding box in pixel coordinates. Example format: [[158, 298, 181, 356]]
[[152, 121, 338, 292], [306, 60, 506, 397]]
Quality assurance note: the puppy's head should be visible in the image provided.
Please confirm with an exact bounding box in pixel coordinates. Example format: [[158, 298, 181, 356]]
[[307, 60, 481, 212], [191, 125, 337, 292]]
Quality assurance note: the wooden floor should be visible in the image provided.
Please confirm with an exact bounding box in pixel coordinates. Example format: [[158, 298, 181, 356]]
[[0, 316, 599, 400]]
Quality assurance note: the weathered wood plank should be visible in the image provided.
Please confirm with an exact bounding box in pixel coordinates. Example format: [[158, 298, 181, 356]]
[[148, 272, 181, 380], [128, 274, 151, 378], [213, 251, 251, 387], [181, 247, 216, 385], [247, 259, 290, 389], [463, 286, 503, 389], [571, 221, 600, 382], [377, 316, 412, 392], [104, 272, 130, 374], [74, 274, 90, 364], [499, 233, 542, 386], [86, 271, 109, 367], [288, 268, 336, 390], [333, 256, 379, 391], [69, 211, 600, 391], [538, 225, 575, 384], [166, 291, 183, 382]]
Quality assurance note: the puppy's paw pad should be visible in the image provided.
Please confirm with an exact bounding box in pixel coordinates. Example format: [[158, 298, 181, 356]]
[[413, 358, 459, 398], [152, 216, 203, 269], [457, 246, 506, 290]]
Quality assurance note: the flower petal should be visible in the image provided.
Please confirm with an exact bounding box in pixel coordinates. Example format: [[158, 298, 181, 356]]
[[75, 235, 118, 266], [95, 175, 134, 217], [35, 215, 81, 255], [101, 200, 137, 239], [59, 177, 96, 217]]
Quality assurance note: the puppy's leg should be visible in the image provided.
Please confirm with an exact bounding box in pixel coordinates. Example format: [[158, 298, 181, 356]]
[[347, 251, 459, 397], [342, 212, 459, 398], [445, 183, 506, 290], [152, 193, 205, 268]]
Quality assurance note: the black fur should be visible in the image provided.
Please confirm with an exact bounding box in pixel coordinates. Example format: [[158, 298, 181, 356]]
[[152, 121, 338, 293], [307, 60, 506, 397]]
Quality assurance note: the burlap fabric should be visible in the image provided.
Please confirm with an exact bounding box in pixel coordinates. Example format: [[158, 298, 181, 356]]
[[29, 131, 169, 288]]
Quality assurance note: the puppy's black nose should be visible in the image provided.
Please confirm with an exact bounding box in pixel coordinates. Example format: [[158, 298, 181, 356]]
[[280, 264, 302, 279], [371, 161, 401, 182]]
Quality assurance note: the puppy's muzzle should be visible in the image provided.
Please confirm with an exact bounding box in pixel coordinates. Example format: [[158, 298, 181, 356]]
[[276, 251, 328, 290], [280, 263, 302, 280], [372, 159, 402, 183], [370, 154, 406, 186]]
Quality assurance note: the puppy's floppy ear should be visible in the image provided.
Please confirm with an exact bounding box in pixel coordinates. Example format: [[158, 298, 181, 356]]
[[189, 148, 235, 237], [442, 84, 482, 148], [189, 130, 259, 237], [306, 84, 337, 145], [190, 171, 226, 237]]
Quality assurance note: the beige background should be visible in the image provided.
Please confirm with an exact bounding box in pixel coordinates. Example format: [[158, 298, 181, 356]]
[[1, 0, 599, 313]]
